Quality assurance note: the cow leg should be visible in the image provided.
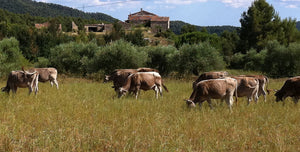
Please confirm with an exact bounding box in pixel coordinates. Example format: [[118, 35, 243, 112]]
[[51, 79, 59, 89], [28, 86, 33, 95], [225, 95, 233, 111], [293, 97, 299, 104], [260, 84, 267, 102], [207, 99, 213, 109]]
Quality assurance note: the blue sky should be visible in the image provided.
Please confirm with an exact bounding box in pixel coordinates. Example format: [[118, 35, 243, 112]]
[[34, 0, 300, 27]]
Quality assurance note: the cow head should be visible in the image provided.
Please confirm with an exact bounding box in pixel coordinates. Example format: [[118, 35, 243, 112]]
[[103, 75, 111, 83], [117, 87, 128, 98], [184, 99, 196, 108], [274, 90, 284, 102]]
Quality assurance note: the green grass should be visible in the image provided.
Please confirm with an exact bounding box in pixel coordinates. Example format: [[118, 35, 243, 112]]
[[0, 77, 299, 151]]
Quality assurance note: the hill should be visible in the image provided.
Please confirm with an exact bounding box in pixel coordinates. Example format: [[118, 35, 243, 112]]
[[170, 20, 239, 35], [0, 0, 117, 23]]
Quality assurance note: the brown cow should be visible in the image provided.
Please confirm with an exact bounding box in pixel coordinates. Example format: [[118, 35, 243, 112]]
[[239, 75, 269, 101], [275, 76, 300, 104], [27, 68, 58, 89], [118, 72, 168, 99], [231, 76, 259, 105], [185, 77, 237, 110], [192, 71, 228, 89], [104, 69, 138, 92], [1, 70, 39, 95]]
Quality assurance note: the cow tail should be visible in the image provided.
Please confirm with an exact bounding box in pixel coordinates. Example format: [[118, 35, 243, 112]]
[[265, 76, 270, 94], [162, 83, 169, 92], [234, 80, 238, 103]]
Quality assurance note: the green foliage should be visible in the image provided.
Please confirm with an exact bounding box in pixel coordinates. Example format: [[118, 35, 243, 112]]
[[180, 24, 197, 34], [49, 42, 98, 75], [175, 42, 225, 75], [125, 29, 148, 46], [88, 40, 148, 74], [239, 0, 299, 52], [175, 31, 221, 49], [170, 20, 238, 35], [220, 30, 240, 63], [0, 37, 29, 77], [264, 41, 300, 77], [140, 45, 178, 75], [0, 0, 117, 23], [104, 22, 125, 43]]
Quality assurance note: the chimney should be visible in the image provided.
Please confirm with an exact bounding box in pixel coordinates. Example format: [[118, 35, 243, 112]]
[[141, 8, 143, 12]]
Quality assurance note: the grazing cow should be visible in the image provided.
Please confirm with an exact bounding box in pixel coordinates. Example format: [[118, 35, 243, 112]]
[[118, 72, 168, 99], [192, 71, 229, 89], [275, 76, 300, 104], [1, 70, 39, 95], [185, 77, 237, 110], [231, 76, 259, 105], [239, 75, 269, 101], [104, 69, 138, 92], [27, 68, 58, 89]]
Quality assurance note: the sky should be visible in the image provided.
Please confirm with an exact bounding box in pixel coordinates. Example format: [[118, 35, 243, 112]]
[[34, 0, 300, 27]]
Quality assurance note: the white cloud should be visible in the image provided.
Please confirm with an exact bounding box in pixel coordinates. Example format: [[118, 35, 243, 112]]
[[219, 0, 253, 8]]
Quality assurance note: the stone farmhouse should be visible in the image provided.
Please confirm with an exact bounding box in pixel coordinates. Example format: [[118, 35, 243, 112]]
[[126, 8, 170, 32]]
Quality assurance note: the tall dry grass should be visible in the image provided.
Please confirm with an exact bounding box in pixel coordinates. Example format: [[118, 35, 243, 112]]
[[0, 77, 299, 151]]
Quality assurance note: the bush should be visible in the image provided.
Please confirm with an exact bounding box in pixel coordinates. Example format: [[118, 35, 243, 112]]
[[139, 45, 178, 75], [264, 41, 300, 77], [175, 42, 226, 75], [49, 42, 98, 75], [244, 49, 267, 71], [88, 40, 148, 74], [0, 37, 30, 77]]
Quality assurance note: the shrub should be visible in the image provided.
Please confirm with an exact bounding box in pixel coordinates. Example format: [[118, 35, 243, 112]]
[[0, 37, 29, 77], [139, 45, 178, 75], [175, 42, 226, 75], [88, 40, 148, 74], [49, 42, 98, 75], [264, 41, 300, 77]]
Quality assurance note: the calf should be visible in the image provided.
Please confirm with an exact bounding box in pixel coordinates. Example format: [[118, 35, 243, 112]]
[[275, 76, 300, 104], [1, 70, 39, 95], [118, 72, 168, 99], [231, 76, 259, 105], [185, 77, 237, 110]]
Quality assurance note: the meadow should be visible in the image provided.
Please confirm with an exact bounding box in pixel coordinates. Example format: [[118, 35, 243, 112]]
[[0, 76, 299, 151]]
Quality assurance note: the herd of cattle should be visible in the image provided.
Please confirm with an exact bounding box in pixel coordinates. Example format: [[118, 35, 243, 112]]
[[1, 67, 299, 110]]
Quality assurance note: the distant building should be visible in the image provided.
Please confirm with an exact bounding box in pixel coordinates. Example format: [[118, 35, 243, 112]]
[[84, 23, 113, 33], [126, 8, 170, 32], [35, 22, 62, 32]]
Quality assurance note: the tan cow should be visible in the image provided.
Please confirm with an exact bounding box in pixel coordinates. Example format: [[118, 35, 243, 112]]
[[185, 77, 237, 111], [1, 70, 39, 95], [238, 75, 269, 101], [118, 72, 168, 99], [27, 68, 58, 89], [231, 76, 259, 105], [275, 76, 300, 104], [104, 69, 138, 92], [192, 71, 229, 89], [104, 68, 159, 93]]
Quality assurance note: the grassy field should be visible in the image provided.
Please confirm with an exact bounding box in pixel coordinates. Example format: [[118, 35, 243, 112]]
[[0, 77, 299, 151]]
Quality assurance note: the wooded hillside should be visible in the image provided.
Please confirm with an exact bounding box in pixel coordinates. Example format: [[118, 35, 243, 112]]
[[0, 0, 118, 23]]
